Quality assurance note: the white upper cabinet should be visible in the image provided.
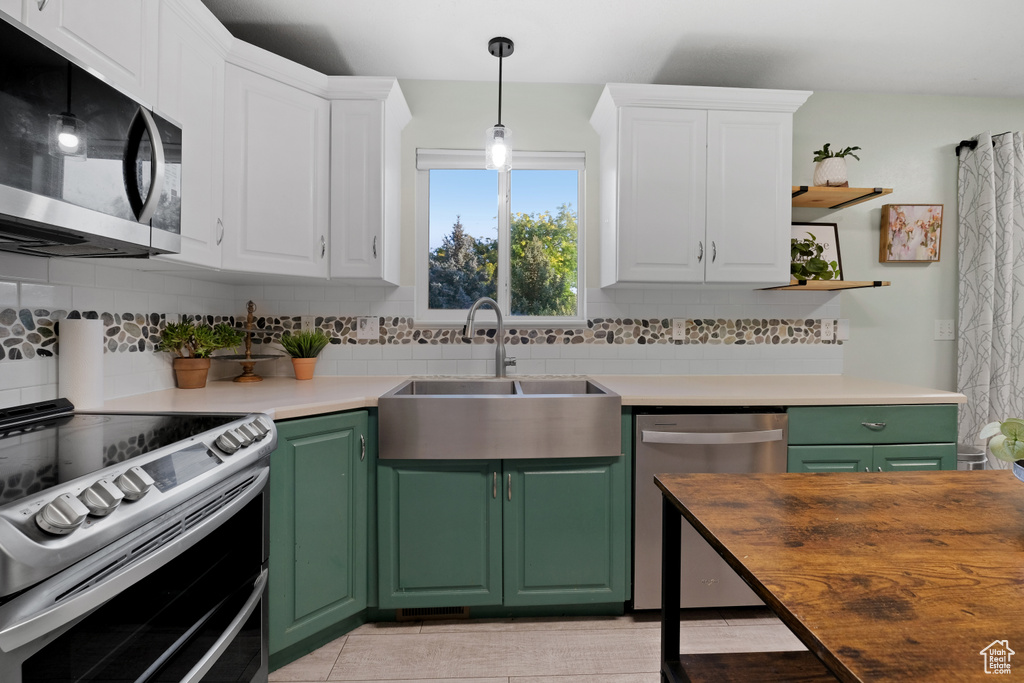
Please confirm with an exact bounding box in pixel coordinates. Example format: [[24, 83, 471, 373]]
[[328, 79, 411, 284], [590, 84, 810, 287], [221, 63, 330, 278], [154, 0, 230, 270], [0, 0, 21, 21], [25, 0, 158, 104]]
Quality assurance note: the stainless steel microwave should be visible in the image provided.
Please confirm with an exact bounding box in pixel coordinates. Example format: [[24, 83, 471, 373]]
[[0, 16, 181, 258]]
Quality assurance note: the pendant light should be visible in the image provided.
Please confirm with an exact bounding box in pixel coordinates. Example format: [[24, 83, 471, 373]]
[[484, 37, 513, 171], [49, 62, 87, 160]]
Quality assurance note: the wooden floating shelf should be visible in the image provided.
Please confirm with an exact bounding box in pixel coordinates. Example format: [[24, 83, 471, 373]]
[[764, 280, 891, 292], [792, 186, 893, 209]]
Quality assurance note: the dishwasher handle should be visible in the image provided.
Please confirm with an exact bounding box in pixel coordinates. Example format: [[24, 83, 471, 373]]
[[641, 428, 784, 446]]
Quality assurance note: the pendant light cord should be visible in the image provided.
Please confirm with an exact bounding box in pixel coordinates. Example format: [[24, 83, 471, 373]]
[[495, 44, 503, 126], [65, 62, 72, 114]]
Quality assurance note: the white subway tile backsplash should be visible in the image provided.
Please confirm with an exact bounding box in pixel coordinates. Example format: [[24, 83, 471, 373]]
[[114, 290, 150, 312], [0, 253, 47, 282], [20, 283, 72, 309], [293, 285, 326, 301], [0, 388, 21, 409], [426, 360, 458, 375], [366, 360, 399, 375], [48, 259, 95, 286], [0, 282, 19, 307], [95, 265, 134, 289], [544, 359, 576, 374]]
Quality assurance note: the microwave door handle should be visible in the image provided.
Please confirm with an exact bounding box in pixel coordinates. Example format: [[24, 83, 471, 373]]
[[123, 107, 166, 224], [641, 429, 784, 445], [180, 568, 268, 683]]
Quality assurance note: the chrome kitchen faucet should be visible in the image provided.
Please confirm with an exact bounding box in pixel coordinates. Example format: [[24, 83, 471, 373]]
[[465, 297, 516, 378]]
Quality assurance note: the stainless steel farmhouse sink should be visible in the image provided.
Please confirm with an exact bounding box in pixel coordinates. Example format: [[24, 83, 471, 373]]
[[378, 378, 622, 460]]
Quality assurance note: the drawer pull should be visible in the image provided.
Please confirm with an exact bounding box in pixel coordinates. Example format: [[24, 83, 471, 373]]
[[861, 422, 886, 431]]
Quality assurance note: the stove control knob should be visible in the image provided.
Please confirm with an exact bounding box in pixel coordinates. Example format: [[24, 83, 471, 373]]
[[249, 418, 270, 441], [115, 466, 155, 501], [216, 430, 242, 454], [36, 493, 90, 535], [233, 426, 256, 447], [236, 423, 261, 444], [78, 478, 125, 517]]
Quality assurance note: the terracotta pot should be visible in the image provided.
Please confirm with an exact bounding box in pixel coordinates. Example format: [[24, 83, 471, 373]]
[[173, 357, 211, 389], [813, 158, 848, 187], [292, 357, 317, 380]]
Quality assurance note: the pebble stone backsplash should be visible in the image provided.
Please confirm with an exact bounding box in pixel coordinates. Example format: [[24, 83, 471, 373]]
[[0, 308, 838, 362]]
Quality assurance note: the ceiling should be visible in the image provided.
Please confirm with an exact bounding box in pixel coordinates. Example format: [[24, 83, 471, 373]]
[[200, 0, 1024, 98]]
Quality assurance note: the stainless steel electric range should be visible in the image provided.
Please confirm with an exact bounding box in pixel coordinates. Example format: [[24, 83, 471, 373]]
[[0, 398, 276, 683]]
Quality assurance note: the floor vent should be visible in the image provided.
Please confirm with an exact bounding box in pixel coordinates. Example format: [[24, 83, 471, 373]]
[[396, 606, 470, 621]]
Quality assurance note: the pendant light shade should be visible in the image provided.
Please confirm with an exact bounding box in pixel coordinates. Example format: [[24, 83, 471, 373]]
[[484, 37, 513, 171]]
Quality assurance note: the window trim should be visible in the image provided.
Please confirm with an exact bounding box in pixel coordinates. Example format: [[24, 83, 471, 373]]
[[415, 149, 586, 326]]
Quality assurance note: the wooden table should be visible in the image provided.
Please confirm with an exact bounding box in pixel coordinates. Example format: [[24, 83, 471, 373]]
[[656, 471, 1024, 682]]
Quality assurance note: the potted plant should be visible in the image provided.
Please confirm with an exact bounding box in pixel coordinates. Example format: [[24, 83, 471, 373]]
[[159, 318, 243, 389], [812, 143, 861, 187], [279, 329, 331, 380], [791, 233, 841, 281], [981, 419, 1024, 478]]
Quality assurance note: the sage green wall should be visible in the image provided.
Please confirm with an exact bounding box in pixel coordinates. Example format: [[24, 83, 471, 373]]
[[397, 80, 1024, 391], [793, 91, 1024, 391]]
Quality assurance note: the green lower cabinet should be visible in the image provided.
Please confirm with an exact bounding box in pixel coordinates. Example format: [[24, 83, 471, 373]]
[[503, 457, 626, 606], [788, 443, 956, 472], [377, 460, 502, 608], [270, 411, 368, 656], [378, 455, 628, 609]]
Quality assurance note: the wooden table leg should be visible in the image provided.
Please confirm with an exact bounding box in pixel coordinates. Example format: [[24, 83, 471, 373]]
[[661, 496, 688, 682]]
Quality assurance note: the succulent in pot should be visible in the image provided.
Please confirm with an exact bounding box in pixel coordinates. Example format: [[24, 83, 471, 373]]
[[278, 329, 331, 380], [159, 318, 243, 389], [812, 143, 861, 187]]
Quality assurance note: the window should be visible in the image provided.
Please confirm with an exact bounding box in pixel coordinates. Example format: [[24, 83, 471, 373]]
[[415, 150, 584, 324]]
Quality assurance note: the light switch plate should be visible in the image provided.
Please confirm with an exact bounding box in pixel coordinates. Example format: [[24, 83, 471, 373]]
[[300, 315, 315, 332], [357, 316, 379, 340], [934, 319, 955, 340], [836, 319, 850, 341], [671, 319, 686, 340]]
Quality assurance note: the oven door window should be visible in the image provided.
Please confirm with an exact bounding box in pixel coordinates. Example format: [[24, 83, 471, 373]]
[[23, 495, 265, 683]]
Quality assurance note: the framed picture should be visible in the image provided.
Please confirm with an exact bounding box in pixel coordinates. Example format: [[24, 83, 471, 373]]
[[791, 222, 843, 281], [879, 204, 943, 262]]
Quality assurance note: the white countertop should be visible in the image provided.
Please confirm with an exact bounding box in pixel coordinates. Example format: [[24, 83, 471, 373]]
[[100, 374, 965, 420]]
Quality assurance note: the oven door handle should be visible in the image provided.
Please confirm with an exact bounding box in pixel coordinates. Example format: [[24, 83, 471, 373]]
[[180, 567, 267, 683], [641, 429, 784, 445]]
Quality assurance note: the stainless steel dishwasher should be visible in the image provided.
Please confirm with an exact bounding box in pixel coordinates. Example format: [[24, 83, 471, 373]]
[[634, 411, 788, 609]]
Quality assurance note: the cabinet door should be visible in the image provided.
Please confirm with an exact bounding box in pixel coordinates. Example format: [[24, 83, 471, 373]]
[[330, 99, 391, 283], [270, 412, 368, 654], [378, 461, 502, 609], [25, 0, 157, 103], [705, 110, 791, 285], [616, 107, 706, 283], [874, 443, 957, 472], [0, 0, 20, 21], [787, 445, 873, 473], [153, 1, 224, 269], [503, 457, 627, 606], [222, 64, 330, 278]]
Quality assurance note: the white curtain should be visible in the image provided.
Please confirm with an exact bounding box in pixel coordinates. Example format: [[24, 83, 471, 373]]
[[957, 131, 1024, 467]]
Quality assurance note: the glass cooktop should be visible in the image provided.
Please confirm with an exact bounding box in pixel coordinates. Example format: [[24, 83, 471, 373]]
[[0, 402, 241, 506]]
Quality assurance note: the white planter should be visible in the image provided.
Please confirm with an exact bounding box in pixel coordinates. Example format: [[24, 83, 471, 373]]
[[813, 158, 848, 187]]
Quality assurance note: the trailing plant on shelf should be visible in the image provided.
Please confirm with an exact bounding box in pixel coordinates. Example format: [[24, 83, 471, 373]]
[[791, 233, 840, 281], [159, 318, 243, 389], [812, 143, 861, 187], [278, 329, 331, 380]]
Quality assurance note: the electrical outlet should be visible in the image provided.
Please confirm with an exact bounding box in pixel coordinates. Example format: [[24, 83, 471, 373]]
[[671, 319, 686, 340], [935, 319, 955, 340], [835, 319, 850, 341], [820, 319, 835, 342], [357, 316, 379, 340], [300, 315, 315, 332]]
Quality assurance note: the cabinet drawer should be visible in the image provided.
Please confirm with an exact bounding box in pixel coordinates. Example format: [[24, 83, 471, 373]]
[[788, 404, 957, 445]]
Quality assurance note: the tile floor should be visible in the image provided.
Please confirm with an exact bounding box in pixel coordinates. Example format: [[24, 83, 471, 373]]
[[269, 608, 804, 682]]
